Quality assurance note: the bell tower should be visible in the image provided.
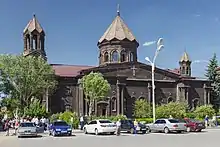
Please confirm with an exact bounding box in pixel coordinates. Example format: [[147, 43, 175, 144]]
[[179, 51, 191, 76], [97, 5, 139, 65], [23, 14, 47, 60]]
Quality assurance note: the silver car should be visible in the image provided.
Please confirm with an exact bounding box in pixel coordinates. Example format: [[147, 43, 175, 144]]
[[146, 119, 186, 134], [18, 122, 38, 137]]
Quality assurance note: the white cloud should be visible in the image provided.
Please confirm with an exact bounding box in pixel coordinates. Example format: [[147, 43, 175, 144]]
[[193, 14, 201, 17], [143, 41, 156, 47]]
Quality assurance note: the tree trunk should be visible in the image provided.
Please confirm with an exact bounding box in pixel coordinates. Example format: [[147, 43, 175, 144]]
[[88, 101, 93, 120]]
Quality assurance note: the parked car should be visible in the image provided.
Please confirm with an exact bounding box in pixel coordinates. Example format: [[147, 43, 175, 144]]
[[146, 119, 186, 134], [17, 122, 38, 138], [83, 119, 116, 135], [49, 120, 72, 137], [183, 118, 205, 132], [120, 119, 148, 134]]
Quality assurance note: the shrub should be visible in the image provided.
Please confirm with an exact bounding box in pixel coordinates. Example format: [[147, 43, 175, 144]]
[[134, 99, 151, 118], [136, 118, 153, 124], [59, 111, 79, 129], [194, 105, 215, 119], [156, 102, 187, 119], [24, 99, 48, 118], [50, 113, 60, 122], [184, 112, 196, 119]]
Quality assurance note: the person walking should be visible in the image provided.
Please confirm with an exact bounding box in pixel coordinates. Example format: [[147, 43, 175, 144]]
[[205, 115, 209, 128], [79, 114, 84, 130], [116, 119, 121, 136], [133, 119, 138, 135], [4, 120, 10, 136]]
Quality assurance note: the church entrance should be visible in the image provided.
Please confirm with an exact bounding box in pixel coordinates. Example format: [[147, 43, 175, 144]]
[[97, 101, 108, 116]]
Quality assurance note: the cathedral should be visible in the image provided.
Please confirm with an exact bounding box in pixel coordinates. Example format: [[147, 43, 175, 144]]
[[21, 9, 211, 118]]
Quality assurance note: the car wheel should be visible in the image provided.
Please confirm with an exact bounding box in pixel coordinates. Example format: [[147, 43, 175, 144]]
[[164, 127, 169, 134], [95, 129, 99, 135], [110, 132, 115, 135], [197, 129, 202, 132], [146, 127, 151, 133], [142, 130, 146, 134], [84, 128, 88, 134], [186, 127, 191, 132]]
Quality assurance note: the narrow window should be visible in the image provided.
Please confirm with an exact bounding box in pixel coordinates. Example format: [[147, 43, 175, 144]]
[[112, 51, 119, 62], [104, 52, 109, 62], [130, 52, 134, 62]]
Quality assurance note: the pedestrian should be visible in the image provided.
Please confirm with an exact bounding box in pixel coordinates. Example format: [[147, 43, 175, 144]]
[[205, 115, 209, 128], [116, 119, 121, 136], [4, 120, 10, 136], [14, 119, 19, 135], [133, 119, 138, 135], [79, 114, 84, 130]]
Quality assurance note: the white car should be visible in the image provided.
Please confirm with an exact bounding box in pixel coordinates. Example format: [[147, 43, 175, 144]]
[[83, 119, 116, 135]]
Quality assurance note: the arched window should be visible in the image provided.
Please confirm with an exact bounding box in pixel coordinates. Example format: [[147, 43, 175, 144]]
[[111, 97, 116, 111], [167, 97, 173, 103], [104, 52, 109, 62], [112, 51, 119, 62], [120, 51, 126, 62], [186, 67, 189, 75], [130, 52, 134, 62], [182, 67, 185, 74]]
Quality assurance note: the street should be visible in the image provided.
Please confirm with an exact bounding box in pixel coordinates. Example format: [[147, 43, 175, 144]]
[[0, 129, 219, 147]]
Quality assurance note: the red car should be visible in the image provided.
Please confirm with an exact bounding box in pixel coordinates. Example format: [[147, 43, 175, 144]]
[[184, 118, 205, 132]]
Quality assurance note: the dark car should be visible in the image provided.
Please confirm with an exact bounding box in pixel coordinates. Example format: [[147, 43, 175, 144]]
[[183, 118, 205, 132], [49, 120, 72, 136], [120, 119, 148, 134]]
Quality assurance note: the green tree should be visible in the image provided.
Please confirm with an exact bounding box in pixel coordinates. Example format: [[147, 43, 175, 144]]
[[0, 55, 57, 108], [81, 72, 111, 117], [24, 98, 48, 117], [156, 102, 187, 119], [194, 105, 215, 119], [205, 53, 220, 110], [134, 99, 151, 118]]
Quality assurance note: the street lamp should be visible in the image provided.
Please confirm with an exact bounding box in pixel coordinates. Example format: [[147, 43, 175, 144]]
[[144, 38, 164, 123]]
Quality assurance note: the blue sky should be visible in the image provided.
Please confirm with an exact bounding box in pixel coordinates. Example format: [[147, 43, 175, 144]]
[[0, 0, 220, 77]]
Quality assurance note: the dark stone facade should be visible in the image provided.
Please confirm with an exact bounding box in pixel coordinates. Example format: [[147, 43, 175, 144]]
[[48, 62, 212, 118]]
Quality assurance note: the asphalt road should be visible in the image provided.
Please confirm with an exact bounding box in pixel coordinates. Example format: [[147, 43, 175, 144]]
[[0, 129, 219, 147]]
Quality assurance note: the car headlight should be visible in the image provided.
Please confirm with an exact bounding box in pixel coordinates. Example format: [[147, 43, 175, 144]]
[[55, 129, 61, 131], [67, 128, 72, 131]]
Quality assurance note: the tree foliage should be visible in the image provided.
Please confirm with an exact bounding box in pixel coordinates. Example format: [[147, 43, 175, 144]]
[[24, 99, 48, 118], [205, 53, 220, 109], [156, 102, 188, 119], [81, 72, 111, 116], [134, 99, 151, 118], [194, 105, 215, 119], [59, 111, 79, 129], [0, 55, 57, 107]]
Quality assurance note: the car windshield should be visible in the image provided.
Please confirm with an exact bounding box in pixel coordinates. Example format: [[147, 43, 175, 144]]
[[54, 121, 68, 126], [20, 123, 35, 127], [99, 120, 112, 123], [168, 119, 180, 123]]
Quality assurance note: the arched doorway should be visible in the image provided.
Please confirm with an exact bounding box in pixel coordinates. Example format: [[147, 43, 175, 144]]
[[167, 97, 173, 103], [97, 101, 108, 116], [193, 98, 199, 109]]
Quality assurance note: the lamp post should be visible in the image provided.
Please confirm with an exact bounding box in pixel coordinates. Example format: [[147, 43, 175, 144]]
[[144, 38, 164, 122]]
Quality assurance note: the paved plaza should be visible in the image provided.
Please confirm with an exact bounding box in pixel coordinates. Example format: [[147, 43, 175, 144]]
[[0, 129, 219, 147]]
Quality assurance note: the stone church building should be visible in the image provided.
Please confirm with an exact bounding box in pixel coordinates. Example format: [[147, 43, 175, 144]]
[[21, 10, 211, 118]]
